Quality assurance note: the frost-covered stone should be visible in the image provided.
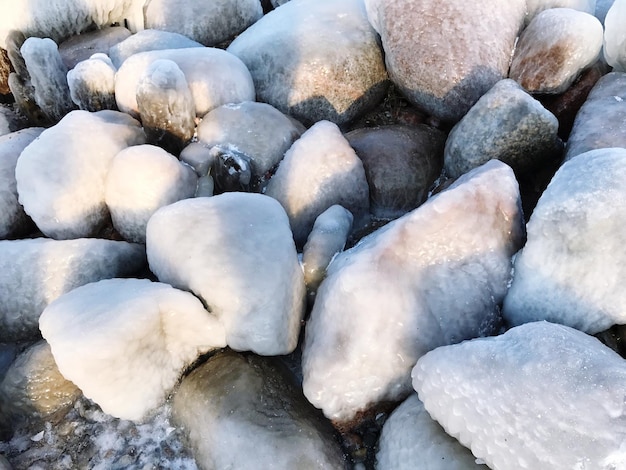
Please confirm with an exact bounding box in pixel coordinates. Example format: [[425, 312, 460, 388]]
[[0, 238, 145, 341], [67, 53, 117, 112], [15, 110, 146, 239], [115, 47, 254, 119], [265, 121, 369, 247], [604, 0, 626, 71], [302, 160, 524, 426], [444, 79, 561, 178], [413, 321, 626, 470], [302, 205, 353, 294], [146, 193, 305, 355], [228, 0, 388, 125], [145, 0, 263, 47], [346, 124, 445, 218], [565, 72, 626, 161], [376, 394, 485, 470], [526, 0, 596, 22], [0, 128, 43, 238], [365, 0, 526, 122], [504, 148, 626, 334], [510, 9, 603, 94], [39, 278, 226, 422], [196, 102, 304, 191], [172, 350, 346, 470], [105, 145, 197, 244], [58, 26, 131, 69]]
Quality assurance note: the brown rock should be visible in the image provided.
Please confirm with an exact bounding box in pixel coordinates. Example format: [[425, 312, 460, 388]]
[[0, 48, 10, 96]]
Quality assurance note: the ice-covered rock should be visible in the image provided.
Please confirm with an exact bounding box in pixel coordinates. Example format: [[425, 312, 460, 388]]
[[365, 0, 526, 122], [144, 0, 263, 47], [510, 9, 603, 94], [526, 0, 596, 22], [208, 145, 254, 193], [0, 128, 43, 239], [196, 102, 305, 191], [0, 238, 145, 342], [136, 59, 196, 154], [604, 0, 626, 71], [265, 120, 369, 247], [346, 124, 445, 218], [564, 72, 626, 161], [172, 350, 346, 470], [39, 278, 226, 422], [146, 193, 306, 355], [596, 0, 616, 22], [58, 26, 131, 69], [413, 321, 626, 470], [302, 160, 525, 427], [376, 394, 485, 470], [66, 53, 117, 112], [15, 110, 146, 239], [105, 145, 197, 244], [115, 47, 254, 119], [444, 79, 561, 178], [227, 0, 388, 125], [302, 205, 353, 294], [504, 147, 626, 334]]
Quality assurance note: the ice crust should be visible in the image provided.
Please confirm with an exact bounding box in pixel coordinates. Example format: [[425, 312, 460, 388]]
[[413, 321, 626, 470], [66, 53, 117, 112], [604, 0, 626, 71]]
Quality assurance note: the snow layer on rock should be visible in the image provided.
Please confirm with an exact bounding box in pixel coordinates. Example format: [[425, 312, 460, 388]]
[[146, 193, 306, 355], [604, 0, 626, 71], [0, 128, 43, 239], [67, 53, 117, 112], [15, 110, 146, 239], [413, 321, 626, 470], [265, 120, 369, 247], [301, 160, 525, 425], [376, 394, 485, 470], [105, 145, 197, 244], [526, 0, 596, 22], [39, 278, 226, 421], [504, 147, 626, 334], [115, 47, 254, 119], [0, 238, 145, 342]]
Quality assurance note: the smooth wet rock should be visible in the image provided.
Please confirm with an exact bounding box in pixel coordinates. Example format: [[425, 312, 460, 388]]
[[565, 72, 626, 160], [66, 53, 117, 112], [228, 0, 388, 126], [58, 26, 131, 69], [365, 0, 526, 122], [105, 145, 197, 244], [604, 0, 626, 71], [39, 278, 226, 421], [209, 145, 253, 193], [146, 193, 306, 355], [510, 9, 603, 94], [444, 79, 561, 178], [413, 321, 626, 470], [346, 124, 445, 218], [15, 110, 146, 239], [504, 147, 626, 334], [302, 160, 524, 427], [0, 238, 145, 342], [172, 350, 346, 470], [265, 120, 369, 247]]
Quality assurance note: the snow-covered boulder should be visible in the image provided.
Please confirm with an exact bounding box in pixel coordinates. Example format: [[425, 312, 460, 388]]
[[413, 321, 626, 470], [15, 110, 146, 239], [172, 350, 346, 470], [265, 120, 369, 247], [227, 0, 388, 125], [504, 147, 626, 334], [105, 145, 197, 244], [301, 160, 525, 427], [39, 278, 226, 421], [146, 193, 306, 355], [604, 0, 626, 70], [67, 53, 117, 112], [0, 238, 145, 342]]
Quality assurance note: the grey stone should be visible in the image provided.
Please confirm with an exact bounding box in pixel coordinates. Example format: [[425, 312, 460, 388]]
[[58, 26, 131, 69]]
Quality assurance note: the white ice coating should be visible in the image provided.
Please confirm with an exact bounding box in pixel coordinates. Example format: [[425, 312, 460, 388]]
[[67, 53, 117, 110], [604, 0, 626, 71], [526, 0, 596, 22], [39, 278, 226, 421]]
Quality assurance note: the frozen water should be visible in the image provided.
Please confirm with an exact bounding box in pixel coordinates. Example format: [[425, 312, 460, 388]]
[[604, 0, 626, 71], [67, 53, 117, 112], [39, 278, 226, 421], [413, 321, 626, 470]]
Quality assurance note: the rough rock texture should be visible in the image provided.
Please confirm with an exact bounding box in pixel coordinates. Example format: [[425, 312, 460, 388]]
[[504, 147, 626, 334], [604, 0, 626, 71], [66, 53, 117, 112], [510, 8, 603, 94], [302, 160, 525, 427], [0, 48, 10, 96], [365, 0, 526, 122], [413, 321, 626, 470], [172, 350, 347, 470], [58, 26, 131, 69], [444, 79, 561, 178], [228, 0, 388, 126]]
